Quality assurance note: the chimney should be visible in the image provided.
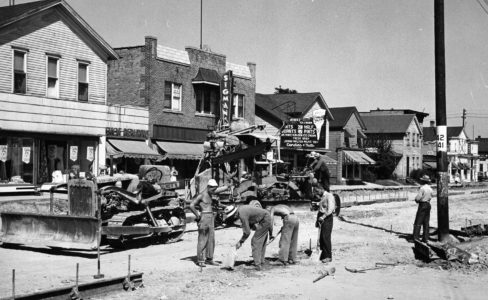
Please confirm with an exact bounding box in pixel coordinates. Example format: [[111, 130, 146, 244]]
[[145, 36, 157, 58], [247, 62, 256, 86], [430, 120, 435, 127]]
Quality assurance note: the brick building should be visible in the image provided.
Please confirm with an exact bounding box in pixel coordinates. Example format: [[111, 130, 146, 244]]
[[108, 37, 256, 179]]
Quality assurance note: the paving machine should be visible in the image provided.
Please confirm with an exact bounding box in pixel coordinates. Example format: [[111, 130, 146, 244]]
[[0, 166, 186, 250]]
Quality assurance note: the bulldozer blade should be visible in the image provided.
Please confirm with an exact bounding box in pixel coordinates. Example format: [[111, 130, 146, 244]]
[[1, 212, 99, 250]]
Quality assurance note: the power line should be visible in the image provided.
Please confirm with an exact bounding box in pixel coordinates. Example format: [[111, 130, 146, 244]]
[[476, 0, 488, 16]]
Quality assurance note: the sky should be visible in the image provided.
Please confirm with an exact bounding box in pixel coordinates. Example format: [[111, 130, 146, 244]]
[[12, 0, 488, 137]]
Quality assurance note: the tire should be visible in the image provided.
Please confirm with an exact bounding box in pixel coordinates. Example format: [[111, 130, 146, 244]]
[[249, 199, 262, 209], [333, 193, 341, 216]]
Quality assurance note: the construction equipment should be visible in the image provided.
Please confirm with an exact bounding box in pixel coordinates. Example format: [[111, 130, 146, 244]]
[[0, 165, 186, 250]]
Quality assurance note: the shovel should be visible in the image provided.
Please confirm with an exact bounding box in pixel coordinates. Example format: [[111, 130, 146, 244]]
[[222, 246, 237, 270], [266, 228, 282, 246], [344, 264, 388, 273]]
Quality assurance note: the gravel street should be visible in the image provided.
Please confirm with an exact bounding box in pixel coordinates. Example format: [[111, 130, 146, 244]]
[[1, 193, 488, 300]]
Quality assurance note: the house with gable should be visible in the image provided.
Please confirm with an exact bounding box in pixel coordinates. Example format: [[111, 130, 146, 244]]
[[475, 136, 488, 181], [0, 0, 154, 191], [255, 92, 335, 171], [423, 123, 479, 182], [328, 107, 374, 185], [360, 113, 422, 179]]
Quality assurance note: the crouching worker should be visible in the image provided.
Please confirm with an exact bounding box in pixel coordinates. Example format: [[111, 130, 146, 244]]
[[189, 179, 229, 267], [269, 204, 299, 266], [224, 204, 273, 271]]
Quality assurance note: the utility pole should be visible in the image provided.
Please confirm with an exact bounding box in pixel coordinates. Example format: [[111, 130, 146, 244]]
[[200, 0, 203, 49], [462, 108, 466, 128], [435, 0, 450, 242]]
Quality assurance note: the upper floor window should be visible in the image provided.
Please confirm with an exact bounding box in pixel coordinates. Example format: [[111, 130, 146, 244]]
[[232, 94, 244, 119], [13, 50, 26, 94], [78, 62, 89, 102], [47, 56, 59, 98], [195, 85, 218, 114], [164, 82, 182, 111]]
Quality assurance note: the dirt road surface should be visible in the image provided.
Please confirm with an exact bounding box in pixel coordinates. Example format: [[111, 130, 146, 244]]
[[1, 194, 488, 299]]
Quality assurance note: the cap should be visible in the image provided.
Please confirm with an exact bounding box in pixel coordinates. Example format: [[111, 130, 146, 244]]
[[223, 205, 238, 220]]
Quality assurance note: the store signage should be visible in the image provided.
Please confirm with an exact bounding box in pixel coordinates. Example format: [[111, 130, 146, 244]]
[[312, 109, 326, 139], [0, 145, 7, 162], [86, 146, 94, 162], [280, 118, 319, 149], [220, 71, 233, 128], [22, 147, 31, 164], [70, 146, 78, 162], [106, 127, 148, 139]]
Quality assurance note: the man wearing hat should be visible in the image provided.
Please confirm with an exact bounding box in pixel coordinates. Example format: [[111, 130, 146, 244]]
[[413, 175, 433, 242], [189, 178, 229, 267], [224, 204, 273, 271], [308, 151, 331, 190]]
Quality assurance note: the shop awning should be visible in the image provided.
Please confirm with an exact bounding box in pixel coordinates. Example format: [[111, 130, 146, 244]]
[[343, 150, 375, 165], [155, 141, 204, 160], [192, 68, 221, 86], [107, 139, 161, 159], [459, 162, 471, 170], [321, 155, 338, 165]]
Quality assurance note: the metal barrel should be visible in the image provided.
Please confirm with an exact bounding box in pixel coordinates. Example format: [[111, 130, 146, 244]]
[[0, 212, 98, 250]]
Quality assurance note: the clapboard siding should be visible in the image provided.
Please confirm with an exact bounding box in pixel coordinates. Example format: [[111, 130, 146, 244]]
[[0, 9, 107, 103]]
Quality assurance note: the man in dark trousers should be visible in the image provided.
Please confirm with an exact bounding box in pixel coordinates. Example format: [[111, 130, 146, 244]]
[[309, 152, 331, 190], [316, 187, 336, 263], [413, 175, 433, 242], [269, 204, 299, 265], [189, 179, 228, 267], [224, 204, 273, 271]]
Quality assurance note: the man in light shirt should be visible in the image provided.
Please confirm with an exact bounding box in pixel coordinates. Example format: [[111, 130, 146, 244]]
[[316, 187, 336, 263], [413, 175, 433, 242]]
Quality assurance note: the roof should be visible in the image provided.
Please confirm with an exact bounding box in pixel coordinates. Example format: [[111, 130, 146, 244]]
[[423, 127, 436, 142], [192, 68, 221, 85], [476, 137, 488, 154], [256, 92, 333, 121], [447, 127, 466, 139], [423, 126, 467, 142], [157, 45, 190, 65], [367, 109, 429, 122], [329, 106, 365, 130], [226, 62, 252, 79], [0, 0, 118, 60], [360, 114, 418, 134], [255, 93, 291, 122]]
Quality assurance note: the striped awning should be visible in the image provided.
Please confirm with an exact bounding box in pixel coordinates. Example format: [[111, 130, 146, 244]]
[[106, 139, 161, 159], [155, 141, 204, 160], [343, 150, 375, 165]]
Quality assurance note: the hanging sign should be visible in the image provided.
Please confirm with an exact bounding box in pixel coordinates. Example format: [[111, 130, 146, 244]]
[[70, 146, 78, 162], [312, 109, 326, 140], [86, 146, 94, 162], [22, 147, 31, 164], [48, 145, 57, 160], [0, 145, 7, 162], [220, 71, 233, 128]]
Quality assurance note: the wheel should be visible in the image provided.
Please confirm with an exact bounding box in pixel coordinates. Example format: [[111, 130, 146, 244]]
[[249, 199, 262, 209]]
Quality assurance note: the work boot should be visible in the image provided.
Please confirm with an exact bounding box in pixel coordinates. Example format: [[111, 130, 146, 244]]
[[255, 264, 262, 271], [288, 259, 298, 265], [321, 258, 332, 264], [422, 226, 430, 243], [271, 260, 287, 266], [197, 262, 206, 267], [413, 225, 422, 241], [205, 260, 220, 266]]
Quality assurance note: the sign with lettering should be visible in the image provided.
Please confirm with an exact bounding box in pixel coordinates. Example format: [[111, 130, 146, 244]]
[[436, 126, 447, 152], [106, 128, 148, 139], [220, 71, 233, 128], [70, 146, 78, 162], [86, 146, 94, 162], [0, 145, 7, 162], [280, 118, 319, 149], [22, 147, 31, 164]]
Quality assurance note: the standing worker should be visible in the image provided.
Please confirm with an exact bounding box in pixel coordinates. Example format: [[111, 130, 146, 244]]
[[189, 179, 229, 267], [309, 152, 331, 190], [269, 204, 299, 266], [413, 175, 433, 242], [224, 204, 273, 271], [316, 187, 336, 263]]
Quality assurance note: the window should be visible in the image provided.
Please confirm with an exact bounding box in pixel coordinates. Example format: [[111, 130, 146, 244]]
[[195, 85, 218, 114], [13, 50, 26, 94], [232, 94, 244, 119], [78, 62, 89, 101], [47, 56, 59, 98], [164, 82, 182, 111]]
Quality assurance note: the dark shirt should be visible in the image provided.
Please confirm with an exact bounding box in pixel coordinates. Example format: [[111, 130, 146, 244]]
[[237, 205, 271, 243], [312, 156, 331, 173]]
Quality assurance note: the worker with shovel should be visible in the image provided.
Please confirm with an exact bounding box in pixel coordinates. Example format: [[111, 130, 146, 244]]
[[316, 187, 336, 263], [269, 204, 299, 266], [224, 204, 273, 271]]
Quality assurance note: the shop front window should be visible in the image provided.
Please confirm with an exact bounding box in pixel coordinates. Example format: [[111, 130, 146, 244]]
[[0, 137, 34, 184]]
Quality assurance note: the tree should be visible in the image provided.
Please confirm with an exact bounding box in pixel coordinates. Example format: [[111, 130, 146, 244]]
[[363, 134, 400, 180], [274, 85, 297, 94]]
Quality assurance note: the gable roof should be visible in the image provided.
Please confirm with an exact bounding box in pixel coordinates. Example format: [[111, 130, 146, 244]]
[[423, 127, 436, 142], [255, 93, 290, 122], [256, 92, 333, 120], [360, 114, 419, 134], [329, 106, 365, 130], [423, 126, 470, 142], [447, 127, 467, 139], [0, 0, 118, 60]]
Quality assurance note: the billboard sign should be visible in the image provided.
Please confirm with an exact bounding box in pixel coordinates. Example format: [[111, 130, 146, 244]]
[[280, 118, 319, 149]]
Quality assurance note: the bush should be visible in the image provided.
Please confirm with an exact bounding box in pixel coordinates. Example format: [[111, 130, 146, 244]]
[[361, 168, 376, 183]]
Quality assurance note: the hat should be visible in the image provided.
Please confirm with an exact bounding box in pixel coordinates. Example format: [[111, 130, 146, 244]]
[[308, 151, 319, 158], [223, 205, 238, 220], [207, 179, 218, 187], [420, 175, 431, 183]]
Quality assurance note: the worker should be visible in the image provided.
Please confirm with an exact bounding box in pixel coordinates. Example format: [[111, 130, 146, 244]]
[[189, 179, 229, 267], [413, 175, 433, 242], [316, 186, 336, 263], [269, 204, 299, 266], [309, 152, 331, 190], [224, 204, 273, 271]]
